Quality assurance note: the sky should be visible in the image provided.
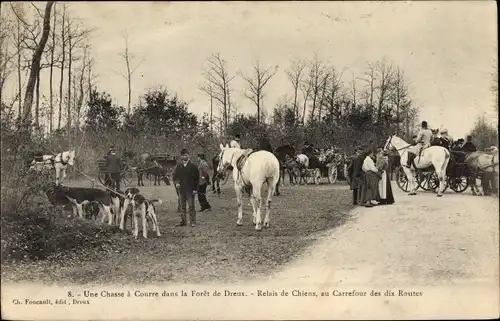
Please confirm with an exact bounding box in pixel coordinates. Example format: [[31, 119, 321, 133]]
[[3, 1, 498, 138]]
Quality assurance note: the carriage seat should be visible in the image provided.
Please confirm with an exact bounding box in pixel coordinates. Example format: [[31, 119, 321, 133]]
[[236, 149, 254, 171]]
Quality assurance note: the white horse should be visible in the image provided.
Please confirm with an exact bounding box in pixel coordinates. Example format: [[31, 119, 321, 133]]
[[29, 150, 76, 185], [217, 143, 280, 231], [383, 135, 450, 197]]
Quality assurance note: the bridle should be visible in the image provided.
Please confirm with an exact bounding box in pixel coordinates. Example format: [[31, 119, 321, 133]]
[[385, 135, 413, 153]]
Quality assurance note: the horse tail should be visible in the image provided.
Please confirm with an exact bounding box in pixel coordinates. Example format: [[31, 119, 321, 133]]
[[441, 148, 450, 173]]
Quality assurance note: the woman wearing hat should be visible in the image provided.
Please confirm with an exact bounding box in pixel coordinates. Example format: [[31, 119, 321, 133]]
[[439, 128, 453, 149]]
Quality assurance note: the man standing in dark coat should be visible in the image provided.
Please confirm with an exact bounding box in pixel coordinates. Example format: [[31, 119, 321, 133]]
[[172, 149, 200, 227], [347, 146, 365, 205], [105, 147, 123, 191]]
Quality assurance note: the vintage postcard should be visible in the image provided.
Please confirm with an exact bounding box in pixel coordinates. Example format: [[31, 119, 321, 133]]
[[1, 1, 498, 320]]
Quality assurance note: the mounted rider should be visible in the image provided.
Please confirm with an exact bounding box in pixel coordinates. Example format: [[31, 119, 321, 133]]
[[301, 141, 314, 155], [406, 121, 432, 167], [229, 134, 241, 149]]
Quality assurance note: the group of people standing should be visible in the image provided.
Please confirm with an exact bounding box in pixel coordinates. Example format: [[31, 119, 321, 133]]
[[347, 145, 395, 208]]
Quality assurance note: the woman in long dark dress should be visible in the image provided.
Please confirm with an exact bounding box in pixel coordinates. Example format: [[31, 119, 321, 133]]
[[361, 149, 381, 207], [376, 148, 395, 205]]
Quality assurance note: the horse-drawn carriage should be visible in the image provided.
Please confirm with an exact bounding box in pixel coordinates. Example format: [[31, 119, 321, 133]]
[[97, 157, 136, 187], [300, 148, 348, 184], [97, 152, 178, 187], [395, 150, 471, 194]]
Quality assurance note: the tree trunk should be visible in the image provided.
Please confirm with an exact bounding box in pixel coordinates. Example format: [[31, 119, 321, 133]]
[[49, 3, 56, 133], [16, 17, 22, 120], [58, 5, 66, 130], [293, 82, 298, 120], [35, 72, 40, 127], [21, 1, 55, 128], [67, 18, 72, 132], [126, 48, 131, 114], [209, 94, 213, 132]]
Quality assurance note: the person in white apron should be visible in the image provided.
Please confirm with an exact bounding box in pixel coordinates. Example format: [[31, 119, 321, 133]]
[[376, 148, 394, 205]]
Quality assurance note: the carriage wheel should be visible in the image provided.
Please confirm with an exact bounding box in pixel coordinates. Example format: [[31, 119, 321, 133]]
[[98, 172, 107, 185], [417, 172, 434, 191], [395, 166, 411, 192], [420, 172, 449, 193], [449, 176, 469, 193], [122, 167, 134, 186], [344, 163, 351, 185], [314, 168, 322, 185], [328, 165, 338, 184]]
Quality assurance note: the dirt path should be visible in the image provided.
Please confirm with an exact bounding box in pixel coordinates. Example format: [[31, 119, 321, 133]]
[[260, 188, 499, 319]]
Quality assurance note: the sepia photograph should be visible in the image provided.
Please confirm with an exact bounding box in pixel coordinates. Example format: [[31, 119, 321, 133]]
[[1, 1, 498, 320]]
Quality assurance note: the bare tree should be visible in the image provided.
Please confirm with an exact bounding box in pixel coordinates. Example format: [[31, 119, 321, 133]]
[[360, 61, 376, 108], [47, 2, 56, 132], [374, 58, 394, 121], [65, 10, 92, 131], [198, 83, 215, 131], [305, 54, 327, 123], [324, 67, 345, 121], [491, 64, 498, 113], [57, 3, 66, 130], [202, 53, 234, 133], [8, 3, 26, 119], [350, 72, 357, 108], [285, 58, 306, 119], [116, 32, 144, 115], [0, 4, 15, 101], [299, 79, 311, 125], [239, 59, 279, 124], [19, 1, 54, 129], [390, 66, 411, 135]]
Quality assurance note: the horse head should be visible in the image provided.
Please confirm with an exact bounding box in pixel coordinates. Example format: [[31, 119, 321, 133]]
[[383, 135, 395, 153], [217, 143, 233, 177], [63, 150, 76, 166]]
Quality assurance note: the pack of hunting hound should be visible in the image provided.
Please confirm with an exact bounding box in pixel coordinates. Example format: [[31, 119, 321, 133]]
[[27, 130, 499, 238]]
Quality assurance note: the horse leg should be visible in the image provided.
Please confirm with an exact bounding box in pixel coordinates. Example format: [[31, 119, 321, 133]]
[[274, 175, 280, 196], [250, 195, 257, 225], [469, 171, 478, 196], [436, 158, 449, 197], [235, 185, 244, 226], [264, 178, 276, 228], [253, 185, 263, 231], [404, 167, 417, 195]]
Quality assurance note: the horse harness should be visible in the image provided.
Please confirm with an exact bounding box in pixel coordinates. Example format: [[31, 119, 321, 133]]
[[33, 152, 69, 167]]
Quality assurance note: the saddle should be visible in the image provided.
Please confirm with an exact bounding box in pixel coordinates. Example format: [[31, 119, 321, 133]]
[[235, 149, 254, 171]]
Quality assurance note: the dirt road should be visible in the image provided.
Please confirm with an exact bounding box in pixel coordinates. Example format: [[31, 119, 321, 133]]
[[261, 187, 499, 319]]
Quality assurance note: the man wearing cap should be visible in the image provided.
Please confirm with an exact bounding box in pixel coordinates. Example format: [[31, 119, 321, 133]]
[[172, 149, 200, 227], [230, 134, 241, 149], [461, 136, 477, 153], [105, 146, 123, 191], [406, 121, 432, 168], [197, 153, 212, 212]]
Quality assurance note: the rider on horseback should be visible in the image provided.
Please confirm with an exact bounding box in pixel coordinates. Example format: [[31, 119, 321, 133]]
[[407, 121, 432, 168]]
